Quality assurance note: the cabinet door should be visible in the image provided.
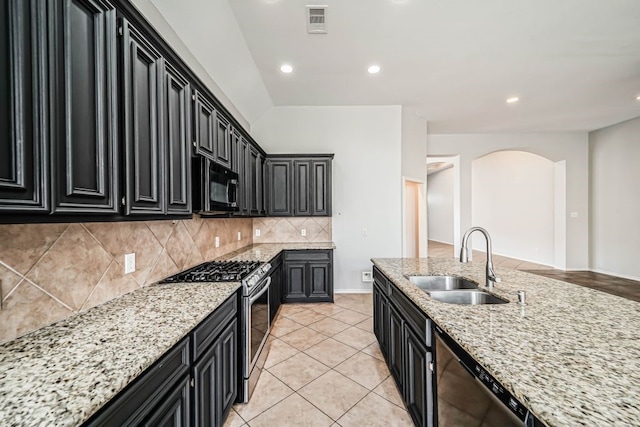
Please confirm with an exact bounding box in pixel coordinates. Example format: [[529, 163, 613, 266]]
[[122, 20, 164, 215], [269, 261, 282, 321], [163, 62, 191, 215], [388, 304, 404, 388], [266, 159, 292, 216], [194, 319, 237, 427], [50, 0, 118, 213], [373, 281, 389, 357], [404, 324, 432, 427], [193, 90, 215, 160], [0, 0, 48, 212], [283, 262, 306, 301], [236, 137, 250, 215], [307, 261, 332, 301], [293, 160, 311, 216], [142, 376, 190, 427], [248, 145, 264, 215], [214, 113, 231, 169], [311, 159, 331, 216]]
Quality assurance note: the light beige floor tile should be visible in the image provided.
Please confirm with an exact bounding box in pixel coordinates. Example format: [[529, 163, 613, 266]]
[[267, 352, 330, 390], [361, 342, 385, 362], [233, 371, 293, 421], [223, 408, 246, 427], [298, 370, 369, 421], [335, 352, 390, 390], [279, 326, 328, 351], [354, 317, 373, 333], [278, 304, 308, 317], [332, 326, 377, 350], [372, 377, 405, 408], [337, 392, 414, 427], [348, 303, 373, 316], [264, 338, 300, 369], [330, 309, 370, 325], [247, 393, 333, 427], [304, 338, 359, 368], [308, 317, 351, 336], [270, 317, 304, 337], [307, 303, 346, 316], [284, 308, 328, 326]]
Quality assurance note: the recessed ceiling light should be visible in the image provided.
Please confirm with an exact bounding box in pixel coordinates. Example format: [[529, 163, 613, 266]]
[[636, 95, 640, 101], [368, 65, 381, 74], [280, 64, 293, 74], [506, 97, 519, 104]]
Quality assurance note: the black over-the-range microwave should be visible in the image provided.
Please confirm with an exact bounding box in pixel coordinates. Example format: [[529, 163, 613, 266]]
[[192, 156, 239, 216]]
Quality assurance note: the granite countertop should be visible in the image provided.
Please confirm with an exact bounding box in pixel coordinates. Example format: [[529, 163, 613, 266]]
[[371, 257, 640, 427], [0, 242, 335, 427]]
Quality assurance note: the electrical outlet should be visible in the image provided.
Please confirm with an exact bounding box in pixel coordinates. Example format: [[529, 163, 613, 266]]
[[215, 236, 220, 248], [124, 253, 136, 274], [362, 228, 368, 237], [362, 271, 373, 282], [570, 212, 579, 218], [301, 228, 307, 236], [255, 228, 261, 237], [237, 231, 242, 241]]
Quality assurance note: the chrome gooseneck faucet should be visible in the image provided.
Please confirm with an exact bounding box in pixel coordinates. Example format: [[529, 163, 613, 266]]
[[460, 226, 501, 288]]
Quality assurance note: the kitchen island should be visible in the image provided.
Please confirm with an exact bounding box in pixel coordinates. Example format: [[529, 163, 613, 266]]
[[372, 257, 640, 427], [0, 242, 334, 427]]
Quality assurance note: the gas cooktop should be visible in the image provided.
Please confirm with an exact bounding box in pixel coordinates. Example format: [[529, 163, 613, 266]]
[[160, 260, 262, 283]]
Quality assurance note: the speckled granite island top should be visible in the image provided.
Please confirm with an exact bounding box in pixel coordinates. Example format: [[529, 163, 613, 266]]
[[0, 242, 334, 427], [371, 257, 640, 427]]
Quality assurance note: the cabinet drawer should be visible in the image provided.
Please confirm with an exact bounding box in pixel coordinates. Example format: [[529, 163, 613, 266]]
[[85, 338, 190, 426], [389, 282, 431, 346], [284, 250, 331, 262], [191, 292, 238, 361]]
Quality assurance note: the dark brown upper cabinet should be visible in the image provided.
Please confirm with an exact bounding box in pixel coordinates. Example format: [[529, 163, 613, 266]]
[[122, 19, 191, 216], [163, 62, 191, 215], [266, 155, 333, 217], [193, 89, 232, 170], [0, 0, 49, 212], [50, 0, 119, 213]]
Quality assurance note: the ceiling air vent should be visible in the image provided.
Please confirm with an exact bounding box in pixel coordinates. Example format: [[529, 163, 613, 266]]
[[306, 5, 327, 34]]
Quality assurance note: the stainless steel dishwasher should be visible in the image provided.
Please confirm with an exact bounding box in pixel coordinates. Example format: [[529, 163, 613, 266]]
[[433, 325, 545, 427]]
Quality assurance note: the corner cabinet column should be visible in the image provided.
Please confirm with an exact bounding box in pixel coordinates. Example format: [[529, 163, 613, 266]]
[[0, 0, 49, 212], [122, 19, 164, 215], [49, 0, 119, 213]]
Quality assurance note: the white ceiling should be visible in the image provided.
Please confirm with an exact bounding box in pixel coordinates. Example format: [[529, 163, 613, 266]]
[[228, 0, 640, 133]]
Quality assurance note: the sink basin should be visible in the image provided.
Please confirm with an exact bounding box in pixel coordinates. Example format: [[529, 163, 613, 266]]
[[407, 275, 479, 291], [428, 290, 508, 305]]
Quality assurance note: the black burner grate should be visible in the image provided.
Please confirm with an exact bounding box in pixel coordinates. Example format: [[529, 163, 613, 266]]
[[160, 260, 261, 283]]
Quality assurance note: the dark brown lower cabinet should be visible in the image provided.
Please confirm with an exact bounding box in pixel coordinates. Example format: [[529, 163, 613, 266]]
[[84, 293, 238, 427], [194, 319, 237, 427], [268, 254, 284, 321], [372, 266, 434, 427], [283, 250, 333, 303], [143, 376, 191, 427]]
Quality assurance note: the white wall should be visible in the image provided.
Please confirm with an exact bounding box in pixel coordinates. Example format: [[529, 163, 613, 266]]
[[401, 109, 428, 256], [427, 167, 454, 244], [589, 117, 640, 280], [132, 0, 272, 129], [428, 132, 589, 270], [252, 106, 403, 292], [472, 151, 555, 265]]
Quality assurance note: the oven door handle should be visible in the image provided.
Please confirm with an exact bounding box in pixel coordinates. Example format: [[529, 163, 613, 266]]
[[249, 276, 271, 305]]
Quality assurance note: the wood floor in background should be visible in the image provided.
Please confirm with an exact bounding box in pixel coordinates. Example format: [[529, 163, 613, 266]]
[[428, 240, 640, 302]]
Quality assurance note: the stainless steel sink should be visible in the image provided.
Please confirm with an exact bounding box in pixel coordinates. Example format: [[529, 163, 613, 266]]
[[407, 275, 479, 292], [428, 290, 508, 305]]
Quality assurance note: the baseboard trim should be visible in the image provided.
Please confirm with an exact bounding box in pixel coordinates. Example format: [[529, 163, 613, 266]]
[[589, 268, 640, 282], [335, 289, 372, 294]]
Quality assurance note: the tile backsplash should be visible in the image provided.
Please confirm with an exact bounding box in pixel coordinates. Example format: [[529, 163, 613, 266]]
[[0, 216, 253, 343], [252, 217, 332, 243]]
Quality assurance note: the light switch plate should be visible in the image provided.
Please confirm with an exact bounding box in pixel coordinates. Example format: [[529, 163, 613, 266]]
[[237, 231, 242, 241], [255, 228, 261, 237], [215, 236, 220, 248], [124, 253, 136, 274]]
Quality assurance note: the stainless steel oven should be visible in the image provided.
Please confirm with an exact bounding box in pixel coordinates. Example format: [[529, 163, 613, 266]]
[[242, 275, 271, 402]]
